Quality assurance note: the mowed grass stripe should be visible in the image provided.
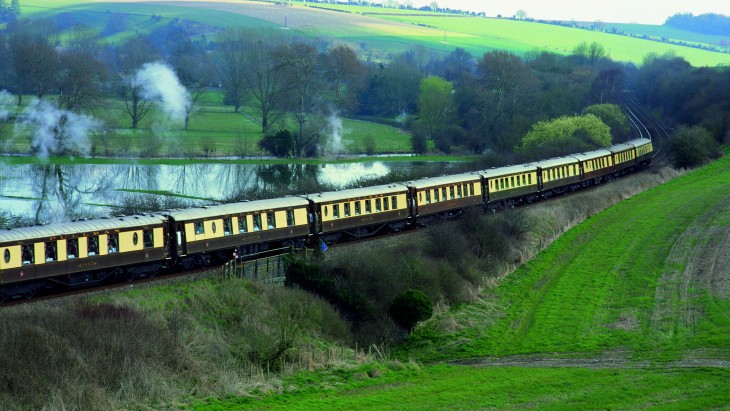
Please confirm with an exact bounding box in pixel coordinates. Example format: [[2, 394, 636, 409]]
[[209, 365, 730, 410]]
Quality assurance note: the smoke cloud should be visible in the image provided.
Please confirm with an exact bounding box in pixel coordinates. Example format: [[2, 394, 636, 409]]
[[0, 90, 12, 120], [323, 112, 350, 156], [17, 98, 101, 158], [132, 62, 190, 123]]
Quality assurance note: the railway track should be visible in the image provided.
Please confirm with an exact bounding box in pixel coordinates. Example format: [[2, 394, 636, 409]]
[[624, 98, 672, 165]]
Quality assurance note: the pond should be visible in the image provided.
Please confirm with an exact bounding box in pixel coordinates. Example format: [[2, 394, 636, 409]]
[[0, 160, 459, 224]]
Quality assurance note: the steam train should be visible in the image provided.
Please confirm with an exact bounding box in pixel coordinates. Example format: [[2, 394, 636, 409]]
[[0, 138, 653, 302]]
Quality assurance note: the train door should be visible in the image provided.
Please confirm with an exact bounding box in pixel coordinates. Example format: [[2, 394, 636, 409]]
[[176, 223, 187, 256]]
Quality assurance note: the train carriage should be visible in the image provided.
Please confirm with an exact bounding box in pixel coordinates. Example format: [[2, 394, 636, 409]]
[[533, 156, 582, 195], [403, 173, 483, 222], [166, 197, 310, 264], [481, 164, 539, 207], [573, 149, 614, 184], [305, 184, 410, 241], [609, 142, 637, 173], [0, 214, 168, 299], [630, 138, 653, 166]]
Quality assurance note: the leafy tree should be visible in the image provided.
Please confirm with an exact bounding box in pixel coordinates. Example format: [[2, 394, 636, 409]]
[[582, 104, 630, 141], [516, 114, 611, 159], [388, 289, 433, 332], [258, 129, 294, 157], [670, 125, 721, 168], [417, 76, 454, 138]]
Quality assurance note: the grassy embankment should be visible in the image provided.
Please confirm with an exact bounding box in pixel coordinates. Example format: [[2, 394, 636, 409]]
[[199, 153, 730, 410]]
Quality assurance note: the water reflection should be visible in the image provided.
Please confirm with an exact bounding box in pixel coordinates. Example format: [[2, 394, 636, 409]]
[[0, 160, 455, 225]]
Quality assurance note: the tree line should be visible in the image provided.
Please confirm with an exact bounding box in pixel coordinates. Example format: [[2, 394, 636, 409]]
[[0, 16, 727, 161], [665, 13, 730, 36]]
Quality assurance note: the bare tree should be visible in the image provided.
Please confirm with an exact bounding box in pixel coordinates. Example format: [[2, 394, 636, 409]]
[[117, 36, 158, 129], [322, 44, 365, 110], [172, 39, 215, 129], [7, 20, 58, 104], [242, 30, 290, 133], [215, 29, 249, 114], [279, 42, 324, 157], [57, 29, 107, 112]]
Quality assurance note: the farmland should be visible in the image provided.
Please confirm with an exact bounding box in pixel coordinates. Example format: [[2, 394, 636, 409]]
[[16, 0, 730, 66]]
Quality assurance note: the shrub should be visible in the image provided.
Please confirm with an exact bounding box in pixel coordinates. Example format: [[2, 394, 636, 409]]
[[388, 289, 433, 332], [259, 129, 294, 157], [670, 125, 721, 168]]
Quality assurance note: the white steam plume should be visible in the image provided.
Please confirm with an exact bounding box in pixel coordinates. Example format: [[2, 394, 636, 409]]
[[324, 112, 349, 156], [0, 90, 12, 120], [132, 62, 190, 123], [17, 98, 101, 158]]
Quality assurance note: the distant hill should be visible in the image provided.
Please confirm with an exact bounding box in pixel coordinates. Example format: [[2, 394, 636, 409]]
[[16, 0, 730, 65]]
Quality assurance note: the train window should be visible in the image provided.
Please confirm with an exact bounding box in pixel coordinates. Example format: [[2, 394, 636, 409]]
[[344, 203, 351, 217], [392, 196, 398, 209], [384, 197, 390, 211], [253, 214, 262, 231], [133, 233, 139, 246], [442, 187, 447, 201], [268, 213, 276, 229], [521, 175, 526, 186], [195, 222, 204, 235], [239, 216, 248, 233], [4, 249, 9, 263], [375, 198, 382, 212], [45, 242, 57, 262], [286, 210, 295, 226], [108, 233, 118, 254], [469, 184, 474, 196], [458, 185, 463, 197], [425, 191, 431, 204], [365, 200, 372, 213], [143, 230, 154, 248], [88, 236, 99, 256], [449, 186, 455, 199], [500, 179, 505, 190], [355, 201, 361, 215], [224, 218, 232, 235], [22, 244, 34, 265], [333, 205, 340, 219], [68, 238, 78, 259], [511, 176, 515, 187], [528, 174, 532, 185], [212, 222, 217, 234]]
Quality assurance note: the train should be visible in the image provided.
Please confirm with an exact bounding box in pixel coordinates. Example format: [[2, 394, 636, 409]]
[[0, 138, 653, 302]]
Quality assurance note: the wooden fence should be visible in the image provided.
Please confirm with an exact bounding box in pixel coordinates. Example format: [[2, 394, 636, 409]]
[[222, 253, 289, 285]]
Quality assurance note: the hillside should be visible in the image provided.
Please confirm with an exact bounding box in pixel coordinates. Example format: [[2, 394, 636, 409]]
[[17, 0, 730, 66], [199, 156, 730, 410]]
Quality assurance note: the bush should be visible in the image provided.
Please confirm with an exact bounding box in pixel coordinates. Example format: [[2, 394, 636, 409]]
[[259, 129, 294, 157], [388, 289, 433, 332], [670, 125, 721, 168]]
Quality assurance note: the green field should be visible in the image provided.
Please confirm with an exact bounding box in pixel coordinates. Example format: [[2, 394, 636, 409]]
[[1, 91, 413, 157], [16, 0, 730, 66]]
